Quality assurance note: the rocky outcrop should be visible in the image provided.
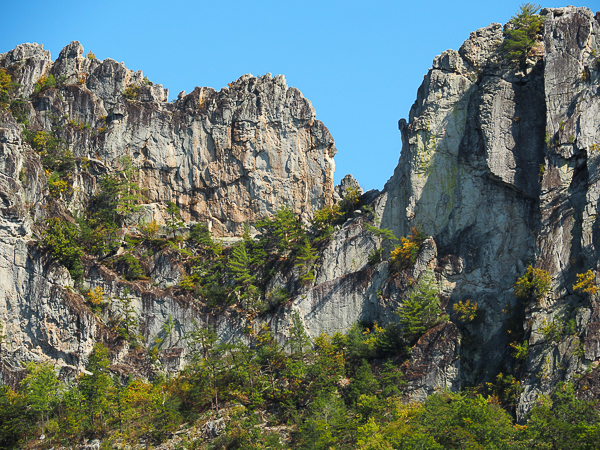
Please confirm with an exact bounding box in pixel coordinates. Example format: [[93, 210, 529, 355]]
[[376, 6, 600, 418], [378, 17, 545, 399], [1, 41, 336, 236], [2, 6, 600, 422], [0, 41, 337, 374]]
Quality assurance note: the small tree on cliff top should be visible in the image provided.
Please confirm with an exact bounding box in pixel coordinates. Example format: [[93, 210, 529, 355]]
[[503, 3, 544, 67]]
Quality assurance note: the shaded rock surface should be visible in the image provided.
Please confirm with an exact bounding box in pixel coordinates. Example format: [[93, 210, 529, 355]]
[[378, 6, 600, 418]]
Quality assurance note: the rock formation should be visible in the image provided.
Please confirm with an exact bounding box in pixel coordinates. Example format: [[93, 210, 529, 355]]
[[2, 41, 336, 236], [1, 5, 599, 423], [377, 6, 600, 417]]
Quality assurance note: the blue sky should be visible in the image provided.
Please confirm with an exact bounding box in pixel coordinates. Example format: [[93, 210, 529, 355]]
[[2, 1, 597, 191]]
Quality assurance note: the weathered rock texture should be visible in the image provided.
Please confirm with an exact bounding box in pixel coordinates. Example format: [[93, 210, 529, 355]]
[[1, 41, 336, 236], [1, 6, 600, 422], [376, 6, 600, 417], [0, 42, 336, 377]]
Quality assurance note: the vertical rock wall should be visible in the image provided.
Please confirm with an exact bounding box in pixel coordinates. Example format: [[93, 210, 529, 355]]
[[378, 6, 600, 417], [1, 41, 336, 236]]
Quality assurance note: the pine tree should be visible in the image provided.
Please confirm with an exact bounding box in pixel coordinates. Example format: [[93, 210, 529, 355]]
[[95, 156, 143, 226], [396, 269, 445, 345], [166, 201, 184, 239], [21, 362, 60, 435], [295, 238, 318, 283], [503, 3, 544, 67], [185, 321, 226, 413], [161, 314, 176, 348], [257, 205, 306, 256], [80, 343, 113, 428], [229, 243, 256, 286]]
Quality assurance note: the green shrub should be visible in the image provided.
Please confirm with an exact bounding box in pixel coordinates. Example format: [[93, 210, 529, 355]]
[[10, 98, 28, 124], [538, 317, 563, 343], [34, 74, 57, 94], [367, 247, 383, 266], [453, 299, 478, 323], [256, 205, 306, 256], [389, 227, 426, 272], [573, 270, 599, 296], [116, 252, 146, 281], [87, 51, 95, 60], [123, 85, 139, 100], [113, 290, 140, 344], [47, 171, 69, 198], [40, 218, 83, 280], [0, 69, 19, 110], [509, 340, 529, 361], [19, 168, 29, 187], [503, 3, 544, 66], [485, 372, 522, 414], [311, 204, 342, 238], [396, 269, 446, 346], [295, 238, 318, 283], [339, 185, 361, 213], [364, 223, 398, 247], [24, 129, 74, 176], [265, 288, 290, 310], [524, 382, 600, 448], [76, 216, 120, 256], [92, 157, 142, 226], [166, 201, 184, 238], [189, 222, 223, 256], [419, 391, 521, 448], [514, 264, 551, 303]]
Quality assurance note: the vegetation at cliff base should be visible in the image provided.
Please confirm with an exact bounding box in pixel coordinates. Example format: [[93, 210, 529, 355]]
[[1, 322, 599, 449]]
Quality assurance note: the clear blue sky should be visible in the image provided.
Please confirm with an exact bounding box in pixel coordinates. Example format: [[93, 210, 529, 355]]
[[2, 1, 597, 191]]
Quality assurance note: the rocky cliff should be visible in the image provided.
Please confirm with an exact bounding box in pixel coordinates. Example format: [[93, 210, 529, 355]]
[[1, 5, 600, 423], [0, 41, 337, 380], [377, 5, 600, 417], [2, 41, 336, 236]]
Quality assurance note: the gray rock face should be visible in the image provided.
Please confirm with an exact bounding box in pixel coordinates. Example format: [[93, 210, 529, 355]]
[[517, 6, 600, 418], [379, 6, 600, 418], [0, 42, 336, 236], [1, 6, 600, 420], [379, 17, 543, 396]]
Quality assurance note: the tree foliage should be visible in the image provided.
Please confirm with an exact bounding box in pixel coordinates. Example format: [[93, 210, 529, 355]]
[[515, 264, 552, 304], [93, 156, 142, 227], [256, 205, 305, 256], [2, 316, 600, 449], [503, 3, 544, 66], [295, 238, 318, 283], [389, 227, 427, 272], [41, 218, 84, 280], [20, 362, 60, 435], [396, 269, 445, 345], [0, 69, 19, 110], [524, 382, 600, 449], [573, 270, 599, 296]]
